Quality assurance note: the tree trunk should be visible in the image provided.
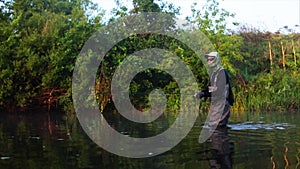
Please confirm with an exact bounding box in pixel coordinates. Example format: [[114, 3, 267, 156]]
[[268, 37, 273, 69], [280, 40, 285, 70], [292, 39, 297, 66]]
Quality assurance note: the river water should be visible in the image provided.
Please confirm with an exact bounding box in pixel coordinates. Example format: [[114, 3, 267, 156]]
[[0, 109, 299, 169]]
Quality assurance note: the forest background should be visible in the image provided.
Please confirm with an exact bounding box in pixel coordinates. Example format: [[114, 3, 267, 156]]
[[0, 0, 299, 114]]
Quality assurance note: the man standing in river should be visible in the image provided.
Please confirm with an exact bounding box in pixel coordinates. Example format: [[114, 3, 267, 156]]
[[194, 51, 234, 168]]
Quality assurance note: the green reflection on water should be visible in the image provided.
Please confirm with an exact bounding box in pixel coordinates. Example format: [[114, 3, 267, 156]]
[[0, 110, 299, 169]]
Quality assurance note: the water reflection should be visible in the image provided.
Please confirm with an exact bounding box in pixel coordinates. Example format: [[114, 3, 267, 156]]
[[208, 126, 233, 169], [0, 110, 299, 169]]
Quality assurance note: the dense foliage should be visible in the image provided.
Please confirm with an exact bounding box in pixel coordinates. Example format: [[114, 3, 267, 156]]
[[0, 0, 103, 110], [0, 0, 299, 112]]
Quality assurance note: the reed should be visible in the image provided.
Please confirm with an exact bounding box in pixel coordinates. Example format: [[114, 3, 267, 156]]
[[232, 69, 299, 112]]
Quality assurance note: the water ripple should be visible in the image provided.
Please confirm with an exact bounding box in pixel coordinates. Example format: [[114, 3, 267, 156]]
[[228, 121, 295, 131]]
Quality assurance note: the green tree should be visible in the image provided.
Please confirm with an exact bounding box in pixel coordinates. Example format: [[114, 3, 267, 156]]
[[0, 0, 103, 110], [188, 0, 243, 74]]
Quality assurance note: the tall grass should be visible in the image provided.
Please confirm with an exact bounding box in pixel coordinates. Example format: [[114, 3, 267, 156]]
[[232, 69, 300, 112]]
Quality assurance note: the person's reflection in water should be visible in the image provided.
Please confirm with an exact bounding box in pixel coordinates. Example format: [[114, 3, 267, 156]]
[[209, 126, 233, 169]]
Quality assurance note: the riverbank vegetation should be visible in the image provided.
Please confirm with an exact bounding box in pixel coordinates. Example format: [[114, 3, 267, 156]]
[[0, 0, 299, 113]]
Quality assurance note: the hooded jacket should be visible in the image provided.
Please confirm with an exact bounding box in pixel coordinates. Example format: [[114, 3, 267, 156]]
[[202, 52, 234, 106]]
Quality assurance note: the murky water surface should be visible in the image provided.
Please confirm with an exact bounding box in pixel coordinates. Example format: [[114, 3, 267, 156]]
[[0, 110, 299, 169]]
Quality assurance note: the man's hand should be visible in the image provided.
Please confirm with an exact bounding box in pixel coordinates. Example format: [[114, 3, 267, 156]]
[[194, 90, 204, 98]]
